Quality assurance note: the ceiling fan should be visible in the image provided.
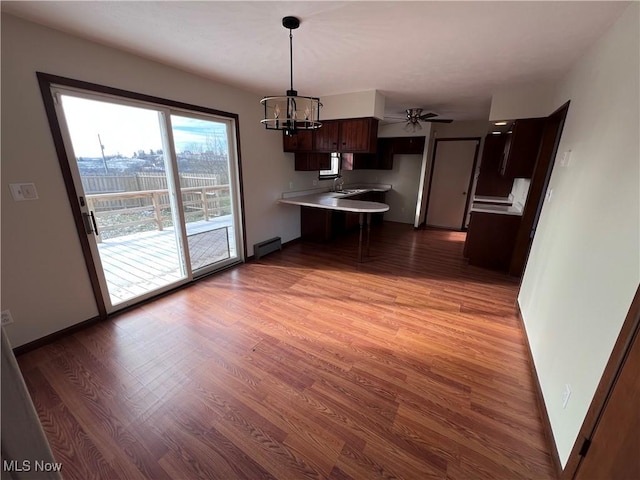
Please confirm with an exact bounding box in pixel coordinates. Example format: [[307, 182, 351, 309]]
[[387, 108, 453, 132]]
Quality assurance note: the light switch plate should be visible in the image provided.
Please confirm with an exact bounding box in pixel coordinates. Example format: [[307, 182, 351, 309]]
[[1, 310, 14, 326], [9, 183, 39, 201]]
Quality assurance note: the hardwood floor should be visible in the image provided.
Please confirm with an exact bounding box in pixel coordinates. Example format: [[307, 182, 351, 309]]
[[17, 223, 557, 479]]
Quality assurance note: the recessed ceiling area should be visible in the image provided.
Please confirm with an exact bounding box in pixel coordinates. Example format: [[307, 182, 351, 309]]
[[1, 1, 629, 120]]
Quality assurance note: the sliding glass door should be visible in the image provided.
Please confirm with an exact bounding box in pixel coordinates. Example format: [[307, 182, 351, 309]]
[[170, 114, 240, 273], [52, 86, 243, 312]]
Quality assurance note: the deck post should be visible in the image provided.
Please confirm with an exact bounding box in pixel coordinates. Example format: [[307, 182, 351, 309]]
[[201, 189, 209, 221], [151, 192, 163, 231]]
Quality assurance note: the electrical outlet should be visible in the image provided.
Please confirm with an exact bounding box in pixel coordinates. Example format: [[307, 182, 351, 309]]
[[289, 181, 294, 190], [562, 384, 571, 409], [1, 310, 14, 326]]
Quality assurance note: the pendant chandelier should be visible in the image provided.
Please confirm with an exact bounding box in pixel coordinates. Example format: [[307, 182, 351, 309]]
[[260, 16, 322, 136]]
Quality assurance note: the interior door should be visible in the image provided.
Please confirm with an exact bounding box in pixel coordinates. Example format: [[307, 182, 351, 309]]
[[426, 139, 479, 230]]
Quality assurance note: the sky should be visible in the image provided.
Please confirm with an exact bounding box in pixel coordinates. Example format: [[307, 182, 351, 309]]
[[60, 95, 229, 158]]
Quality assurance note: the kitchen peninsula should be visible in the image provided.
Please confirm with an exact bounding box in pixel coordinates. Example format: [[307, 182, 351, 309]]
[[279, 185, 390, 262]]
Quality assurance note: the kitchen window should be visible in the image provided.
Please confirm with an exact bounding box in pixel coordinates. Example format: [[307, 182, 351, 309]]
[[319, 152, 340, 179]]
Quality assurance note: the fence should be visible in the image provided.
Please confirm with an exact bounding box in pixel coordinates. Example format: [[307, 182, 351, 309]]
[[81, 173, 221, 210], [82, 173, 230, 241]]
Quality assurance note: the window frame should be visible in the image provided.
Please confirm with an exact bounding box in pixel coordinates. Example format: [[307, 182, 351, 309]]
[[318, 152, 340, 180]]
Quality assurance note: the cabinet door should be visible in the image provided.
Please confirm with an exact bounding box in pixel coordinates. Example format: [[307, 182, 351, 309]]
[[294, 153, 331, 171], [464, 212, 521, 271], [376, 138, 395, 170], [283, 130, 313, 152], [313, 120, 340, 152], [393, 136, 425, 154], [500, 118, 545, 178], [475, 134, 513, 197], [339, 118, 378, 153], [341, 153, 377, 170], [301, 207, 332, 242]]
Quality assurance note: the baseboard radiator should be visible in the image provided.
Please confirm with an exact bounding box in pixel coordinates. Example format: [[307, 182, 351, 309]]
[[254, 237, 282, 260]]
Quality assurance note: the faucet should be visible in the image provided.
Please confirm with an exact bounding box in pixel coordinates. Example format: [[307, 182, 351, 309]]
[[333, 176, 344, 192]]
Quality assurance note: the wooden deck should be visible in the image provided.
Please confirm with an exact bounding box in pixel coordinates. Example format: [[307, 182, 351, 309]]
[[18, 224, 557, 479], [98, 216, 236, 305]]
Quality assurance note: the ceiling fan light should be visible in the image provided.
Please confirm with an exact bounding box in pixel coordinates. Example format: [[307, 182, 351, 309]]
[[403, 121, 422, 133]]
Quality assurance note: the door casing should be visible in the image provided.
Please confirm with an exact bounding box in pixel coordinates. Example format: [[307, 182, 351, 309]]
[[37, 72, 247, 318]]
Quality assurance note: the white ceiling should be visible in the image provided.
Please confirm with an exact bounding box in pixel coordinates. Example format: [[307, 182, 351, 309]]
[[1, 1, 629, 121]]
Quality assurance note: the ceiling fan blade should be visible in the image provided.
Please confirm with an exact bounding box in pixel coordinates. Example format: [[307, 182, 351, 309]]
[[418, 112, 438, 120], [424, 118, 453, 123], [385, 119, 409, 125]]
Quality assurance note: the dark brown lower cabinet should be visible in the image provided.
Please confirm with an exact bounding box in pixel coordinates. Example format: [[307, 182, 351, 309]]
[[300, 191, 387, 242], [301, 207, 333, 242], [464, 212, 521, 271]]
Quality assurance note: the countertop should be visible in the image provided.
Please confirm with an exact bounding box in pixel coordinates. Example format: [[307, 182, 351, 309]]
[[470, 203, 523, 216], [473, 195, 513, 205], [279, 185, 390, 213]]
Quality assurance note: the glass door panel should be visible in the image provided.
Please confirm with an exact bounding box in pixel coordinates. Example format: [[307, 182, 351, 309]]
[[57, 93, 188, 309], [170, 114, 240, 274]]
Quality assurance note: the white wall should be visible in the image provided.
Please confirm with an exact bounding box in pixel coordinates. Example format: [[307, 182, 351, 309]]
[[342, 155, 424, 224], [489, 81, 558, 121], [321, 90, 384, 120], [0, 14, 310, 347], [341, 121, 430, 224], [517, 4, 639, 467]]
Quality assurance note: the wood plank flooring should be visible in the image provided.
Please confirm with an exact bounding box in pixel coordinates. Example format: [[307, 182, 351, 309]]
[[17, 223, 557, 479]]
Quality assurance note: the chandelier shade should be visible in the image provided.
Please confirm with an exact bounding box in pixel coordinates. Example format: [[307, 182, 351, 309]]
[[260, 16, 322, 136]]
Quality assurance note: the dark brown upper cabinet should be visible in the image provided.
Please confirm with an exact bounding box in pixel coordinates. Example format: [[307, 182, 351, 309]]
[[500, 118, 546, 179], [312, 120, 340, 152], [341, 135, 426, 171], [475, 134, 514, 197], [313, 118, 378, 153], [283, 129, 313, 152], [294, 152, 331, 171], [375, 138, 395, 170], [390, 136, 426, 155], [340, 152, 377, 171], [373, 136, 426, 170], [338, 118, 378, 153]]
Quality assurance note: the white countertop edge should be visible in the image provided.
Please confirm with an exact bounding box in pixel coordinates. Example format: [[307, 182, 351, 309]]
[[470, 205, 523, 216], [472, 194, 513, 204], [345, 183, 392, 192], [279, 194, 389, 213], [281, 184, 391, 199]]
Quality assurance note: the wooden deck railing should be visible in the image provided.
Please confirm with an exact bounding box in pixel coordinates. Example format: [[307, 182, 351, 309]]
[[86, 185, 230, 241]]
